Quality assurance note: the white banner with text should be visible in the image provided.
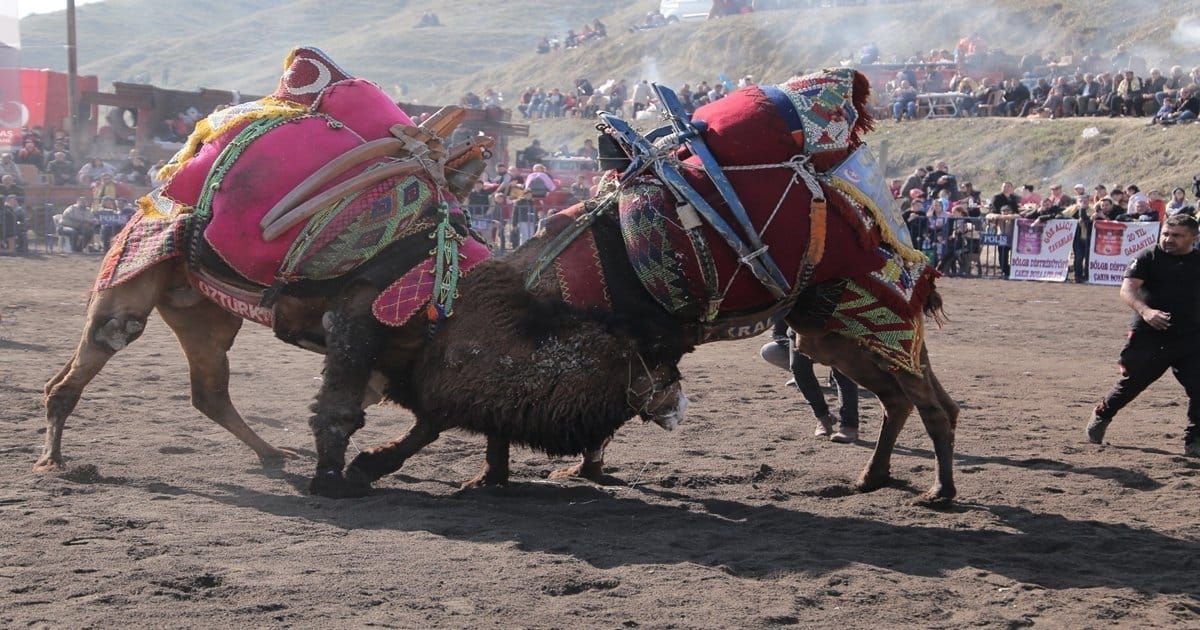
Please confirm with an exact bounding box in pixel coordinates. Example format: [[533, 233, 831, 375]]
[[1008, 218, 1077, 282], [1087, 221, 1160, 285]]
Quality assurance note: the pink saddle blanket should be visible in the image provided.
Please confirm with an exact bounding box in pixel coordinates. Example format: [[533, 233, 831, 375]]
[[160, 48, 417, 287]]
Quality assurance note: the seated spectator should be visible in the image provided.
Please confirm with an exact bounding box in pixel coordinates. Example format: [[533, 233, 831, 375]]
[[523, 164, 557, 198], [535, 37, 551, 55], [0, 152, 24, 184], [521, 139, 547, 167], [77, 158, 115, 185], [891, 80, 918, 121], [591, 18, 606, 38], [1066, 73, 1102, 116], [0, 174, 24, 204], [91, 173, 118, 209], [1108, 69, 1144, 117], [45, 151, 76, 186], [1159, 86, 1200, 124], [569, 175, 590, 203], [117, 148, 151, 186], [1002, 78, 1031, 117], [94, 195, 122, 251], [59, 196, 96, 252], [1149, 96, 1177, 124], [13, 140, 45, 169], [576, 138, 598, 164]]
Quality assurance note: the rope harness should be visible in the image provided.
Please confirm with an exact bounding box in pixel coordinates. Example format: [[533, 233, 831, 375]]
[[527, 82, 829, 324]]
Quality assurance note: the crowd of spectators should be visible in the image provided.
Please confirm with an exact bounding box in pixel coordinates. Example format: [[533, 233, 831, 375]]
[[894, 158, 1198, 281], [876, 38, 1200, 125], [535, 18, 607, 55]]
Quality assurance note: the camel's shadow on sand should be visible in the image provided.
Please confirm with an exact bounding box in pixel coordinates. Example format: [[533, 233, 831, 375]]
[[142, 465, 1200, 599]]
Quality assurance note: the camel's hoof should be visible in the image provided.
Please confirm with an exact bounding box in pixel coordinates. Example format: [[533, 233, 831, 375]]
[[460, 473, 508, 490], [853, 473, 890, 493], [308, 470, 371, 499], [548, 463, 603, 483], [32, 456, 65, 473], [913, 486, 956, 508]]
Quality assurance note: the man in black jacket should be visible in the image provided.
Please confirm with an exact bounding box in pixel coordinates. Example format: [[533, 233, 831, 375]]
[[1088, 214, 1200, 457]]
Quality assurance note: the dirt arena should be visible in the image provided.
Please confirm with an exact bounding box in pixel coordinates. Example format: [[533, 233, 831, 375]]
[[1, 253, 1198, 628]]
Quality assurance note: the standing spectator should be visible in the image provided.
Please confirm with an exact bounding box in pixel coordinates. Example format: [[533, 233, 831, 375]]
[[1062, 189, 1093, 283], [631, 80, 653, 116], [991, 182, 1021, 276], [1087, 214, 1200, 458], [759, 322, 861, 442], [0, 194, 27, 253], [483, 163, 514, 196], [489, 192, 511, 251], [1166, 187, 1193, 217], [511, 190, 538, 247]]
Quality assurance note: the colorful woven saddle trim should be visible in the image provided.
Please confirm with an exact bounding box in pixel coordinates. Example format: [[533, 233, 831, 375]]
[[94, 211, 192, 291], [554, 228, 611, 311], [617, 181, 704, 315], [277, 174, 439, 282], [761, 68, 861, 156], [372, 236, 491, 327], [825, 278, 925, 375]]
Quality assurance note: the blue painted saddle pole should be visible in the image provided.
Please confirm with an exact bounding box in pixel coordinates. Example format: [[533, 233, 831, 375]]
[[599, 112, 789, 300], [652, 83, 791, 296]]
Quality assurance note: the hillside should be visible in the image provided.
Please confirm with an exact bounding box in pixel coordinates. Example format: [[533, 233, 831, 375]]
[[16, 0, 1200, 191]]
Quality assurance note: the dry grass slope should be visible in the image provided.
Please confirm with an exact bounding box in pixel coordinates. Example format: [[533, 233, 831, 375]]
[[17, 0, 1200, 190]]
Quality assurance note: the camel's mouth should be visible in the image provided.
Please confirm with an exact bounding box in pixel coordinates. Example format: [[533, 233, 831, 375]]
[[630, 376, 686, 431]]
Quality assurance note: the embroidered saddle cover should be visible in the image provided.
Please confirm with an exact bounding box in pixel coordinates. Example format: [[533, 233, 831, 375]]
[[615, 69, 925, 321], [95, 47, 491, 327]]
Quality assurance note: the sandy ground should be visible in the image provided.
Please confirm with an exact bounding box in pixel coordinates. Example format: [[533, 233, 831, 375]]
[[1, 252, 1198, 629]]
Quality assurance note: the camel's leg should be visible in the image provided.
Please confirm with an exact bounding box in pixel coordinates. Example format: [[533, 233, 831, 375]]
[[155, 298, 298, 465], [344, 421, 441, 486], [911, 360, 957, 504], [461, 434, 511, 489], [855, 379, 914, 493], [549, 439, 609, 482], [307, 286, 382, 498], [38, 264, 174, 472]]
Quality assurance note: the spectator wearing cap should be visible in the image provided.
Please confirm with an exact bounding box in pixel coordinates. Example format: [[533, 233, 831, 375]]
[[1048, 183, 1075, 208]]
